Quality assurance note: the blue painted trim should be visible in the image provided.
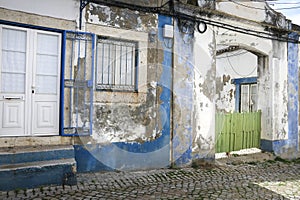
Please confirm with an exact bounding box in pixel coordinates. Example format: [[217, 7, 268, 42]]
[[113, 15, 172, 154], [265, 32, 299, 156], [74, 15, 173, 172], [175, 148, 192, 166], [60, 31, 67, 136], [0, 148, 74, 165], [232, 77, 257, 112], [61, 31, 95, 136], [260, 139, 274, 152], [231, 77, 257, 84], [74, 145, 114, 172], [285, 32, 299, 152], [261, 139, 295, 154], [235, 84, 240, 112], [0, 162, 76, 190], [74, 143, 171, 172], [0, 20, 64, 33]]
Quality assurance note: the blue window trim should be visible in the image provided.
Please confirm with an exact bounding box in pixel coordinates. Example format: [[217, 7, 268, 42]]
[[231, 77, 257, 85], [0, 20, 64, 33], [1, 20, 68, 136], [0, 20, 96, 136], [231, 77, 257, 112], [61, 31, 95, 136]]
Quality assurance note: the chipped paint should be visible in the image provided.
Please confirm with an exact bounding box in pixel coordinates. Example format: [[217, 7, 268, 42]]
[[193, 25, 216, 160], [1, 0, 300, 172], [87, 3, 157, 32], [172, 19, 194, 165]]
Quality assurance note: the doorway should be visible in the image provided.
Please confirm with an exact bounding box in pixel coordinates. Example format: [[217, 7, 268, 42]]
[[0, 25, 61, 136]]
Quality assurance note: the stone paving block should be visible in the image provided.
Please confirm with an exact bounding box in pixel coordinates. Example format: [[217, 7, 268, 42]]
[[2, 160, 300, 199]]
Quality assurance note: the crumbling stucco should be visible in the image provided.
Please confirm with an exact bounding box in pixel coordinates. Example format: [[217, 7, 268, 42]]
[[87, 3, 157, 32]]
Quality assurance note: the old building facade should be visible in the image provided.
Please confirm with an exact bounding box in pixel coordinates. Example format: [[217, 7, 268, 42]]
[[0, 0, 299, 189]]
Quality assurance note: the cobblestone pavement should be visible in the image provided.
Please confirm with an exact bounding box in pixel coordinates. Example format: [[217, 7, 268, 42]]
[[1, 160, 300, 200]]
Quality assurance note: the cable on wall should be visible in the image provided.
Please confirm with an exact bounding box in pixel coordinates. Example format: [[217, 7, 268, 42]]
[[88, 0, 300, 44]]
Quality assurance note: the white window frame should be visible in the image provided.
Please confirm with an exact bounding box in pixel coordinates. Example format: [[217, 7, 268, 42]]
[[240, 83, 258, 112]]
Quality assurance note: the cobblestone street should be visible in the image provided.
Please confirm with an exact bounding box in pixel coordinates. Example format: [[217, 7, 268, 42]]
[[1, 158, 300, 200]]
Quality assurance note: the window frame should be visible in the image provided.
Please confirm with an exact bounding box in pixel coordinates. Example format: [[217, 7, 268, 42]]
[[95, 35, 139, 92], [240, 83, 258, 112], [232, 77, 258, 112]]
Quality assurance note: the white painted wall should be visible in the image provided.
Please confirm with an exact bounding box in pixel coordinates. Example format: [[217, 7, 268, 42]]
[[217, 50, 257, 79], [0, 0, 79, 21], [216, 50, 257, 112], [216, 1, 266, 22], [193, 25, 216, 158], [215, 18, 288, 141]]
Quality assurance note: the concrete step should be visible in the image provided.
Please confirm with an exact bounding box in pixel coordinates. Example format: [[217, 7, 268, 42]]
[[0, 145, 74, 165], [0, 145, 77, 191], [0, 158, 77, 191]]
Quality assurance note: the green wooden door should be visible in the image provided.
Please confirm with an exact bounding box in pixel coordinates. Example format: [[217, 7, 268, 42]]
[[216, 111, 261, 153]]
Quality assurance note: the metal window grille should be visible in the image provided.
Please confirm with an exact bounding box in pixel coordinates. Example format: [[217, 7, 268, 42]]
[[96, 37, 137, 91], [61, 31, 95, 136]]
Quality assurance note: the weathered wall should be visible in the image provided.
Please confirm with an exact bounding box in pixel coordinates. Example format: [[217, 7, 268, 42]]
[[216, 22, 286, 140], [216, 1, 291, 30], [216, 13, 298, 157], [193, 24, 216, 160], [172, 19, 194, 166], [216, 50, 258, 113], [73, 3, 174, 171], [85, 3, 159, 145], [270, 32, 299, 159], [216, 1, 266, 22]]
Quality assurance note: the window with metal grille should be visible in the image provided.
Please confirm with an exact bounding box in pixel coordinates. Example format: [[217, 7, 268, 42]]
[[96, 36, 138, 91]]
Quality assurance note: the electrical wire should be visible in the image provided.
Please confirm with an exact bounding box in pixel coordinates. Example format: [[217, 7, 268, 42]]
[[226, 53, 257, 78], [90, 0, 300, 44], [266, 1, 300, 5], [230, 0, 300, 10], [216, 50, 248, 59], [176, 10, 300, 43]]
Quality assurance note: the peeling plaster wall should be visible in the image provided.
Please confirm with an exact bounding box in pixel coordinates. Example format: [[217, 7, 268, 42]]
[[216, 1, 291, 30], [84, 4, 160, 145], [216, 50, 258, 113], [172, 19, 194, 165], [215, 17, 289, 144], [193, 25, 216, 160], [213, 9, 298, 158], [216, 1, 266, 22], [86, 3, 157, 32], [74, 5, 173, 171]]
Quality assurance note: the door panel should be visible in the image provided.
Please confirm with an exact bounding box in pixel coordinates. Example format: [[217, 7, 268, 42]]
[[34, 101, 57, 129], [2, 101, 24, 128], [32, 32, 60, 135], [0, 25, 60, 136], [0, 27, 26, 136]]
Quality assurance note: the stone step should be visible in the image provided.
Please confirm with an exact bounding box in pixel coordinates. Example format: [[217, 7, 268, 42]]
[[0, 145, 74, 165], [0, 158, 77, 191]]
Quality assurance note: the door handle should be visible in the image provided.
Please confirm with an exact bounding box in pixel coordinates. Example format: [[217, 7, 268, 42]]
[[3, 96, 23, 100]]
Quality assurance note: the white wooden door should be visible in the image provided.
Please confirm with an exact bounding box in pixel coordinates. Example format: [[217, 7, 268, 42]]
[[0, 26, 60, 136], [32, 31, 61, 135], [0, 27, 27, 136]]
